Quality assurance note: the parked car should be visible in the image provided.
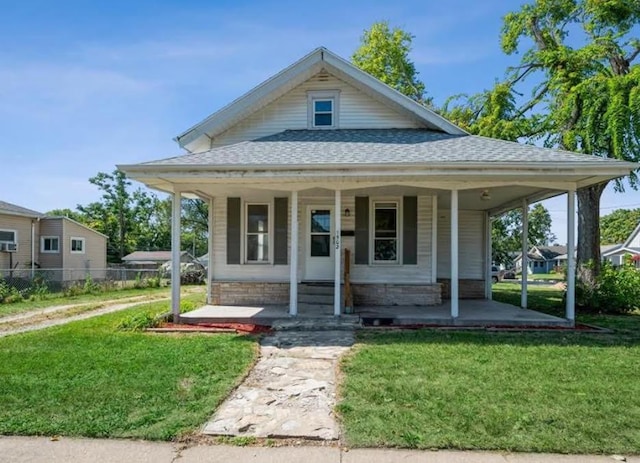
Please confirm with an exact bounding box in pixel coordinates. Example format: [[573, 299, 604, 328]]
[[502, 268, 516, 279], [491, 266, 505, 283]]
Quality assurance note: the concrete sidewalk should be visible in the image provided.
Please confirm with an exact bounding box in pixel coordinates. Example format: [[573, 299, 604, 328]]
[[0, 437, 636, 463]]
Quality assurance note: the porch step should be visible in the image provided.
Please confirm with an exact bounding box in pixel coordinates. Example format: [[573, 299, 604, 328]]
[[298, 293, 335, 304], [299, 282, 335, 296], [272, 316, 362, 331]]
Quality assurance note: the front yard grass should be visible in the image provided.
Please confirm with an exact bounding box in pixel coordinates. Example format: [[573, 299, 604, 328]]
[[338, 318, 640, 454], [492, 282, 564, 316], [0, 294, 258, 440], [0, 286, 174, 318]]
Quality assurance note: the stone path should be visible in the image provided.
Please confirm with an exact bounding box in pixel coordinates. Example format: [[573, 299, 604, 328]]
[[203, 330, 355, 440]]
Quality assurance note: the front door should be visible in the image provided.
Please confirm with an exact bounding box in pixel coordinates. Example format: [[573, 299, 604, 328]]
[[305, 206, 335, 280]]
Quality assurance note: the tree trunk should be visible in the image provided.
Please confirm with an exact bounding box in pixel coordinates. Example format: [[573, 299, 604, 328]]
[[576, 182, 607, 286]]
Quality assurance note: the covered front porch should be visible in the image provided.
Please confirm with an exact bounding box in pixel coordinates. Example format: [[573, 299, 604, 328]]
[[180, 299, 570, 327]]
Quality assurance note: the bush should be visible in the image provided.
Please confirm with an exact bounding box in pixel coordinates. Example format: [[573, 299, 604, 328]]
[[117, 311, 165, 331], [577, 259, 640, 314], [0, 280, 24, 304]]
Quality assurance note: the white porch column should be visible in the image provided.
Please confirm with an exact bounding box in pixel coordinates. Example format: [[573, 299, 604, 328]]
[[334, 189, 342, 317], [521, 199, 528, 309], [450, 189, 459, 318], [431, 195, 438, 284], [566, 190, 576, 323], [171, 190, 182, 322], [206, 197, 214, 305], [485, 212, 492, 300], [289, 191, 299, 316]]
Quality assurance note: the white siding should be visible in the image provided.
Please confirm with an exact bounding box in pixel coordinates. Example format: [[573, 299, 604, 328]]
[[211, 73, 421, 148], [627, 231, 640, 248], [437, 210, 485, 279], [350, 195, 433, 283], [211, 193, 434, 284], [212, 195, 290, 281]]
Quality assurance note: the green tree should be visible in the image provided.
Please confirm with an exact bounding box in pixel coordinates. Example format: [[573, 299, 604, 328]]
[[77, 170, 167, 262], [181, 199, 209, 257], [492, 203, 557, 266], [46, 208, 85, 222], [600, 208, 640, 244], [352, 21, 431, 105], [499, 0, 640, 285]]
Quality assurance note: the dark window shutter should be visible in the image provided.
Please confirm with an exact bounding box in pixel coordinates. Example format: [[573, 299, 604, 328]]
[[403, 196, 418, 265], [226, 197, 241, 264], [274, 197, 288, 265], [355, 196, 369, 264]]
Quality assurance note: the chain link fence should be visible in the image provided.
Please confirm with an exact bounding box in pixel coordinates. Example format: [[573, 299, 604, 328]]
[[0, 267, 166, 295]]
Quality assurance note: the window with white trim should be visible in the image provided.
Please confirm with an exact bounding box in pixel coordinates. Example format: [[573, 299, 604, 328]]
[[373, 202, 398, 263], [41, 236, 60, 253], [70, 237, 85, 254], [246, 204, 269, 263], [0, 229, 16, 243], [307, 90, 339, 129]]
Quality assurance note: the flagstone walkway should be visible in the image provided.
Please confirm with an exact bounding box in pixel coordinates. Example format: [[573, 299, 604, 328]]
[[202, 330, 355, 440]]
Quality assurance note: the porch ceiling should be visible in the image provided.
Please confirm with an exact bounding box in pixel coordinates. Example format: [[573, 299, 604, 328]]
[[171, 182, 562, 215]]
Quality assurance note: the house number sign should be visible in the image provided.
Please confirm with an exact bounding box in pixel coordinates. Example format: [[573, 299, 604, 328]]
[[334, 233, 341, 250]]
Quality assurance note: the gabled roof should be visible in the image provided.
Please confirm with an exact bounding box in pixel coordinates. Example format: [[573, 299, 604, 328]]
[[0, 200, 43, 218], [623, 221, 640, 248], [175, 47, 465, 151], [533, 245, 567, 260], [43, 216, 109, 239]]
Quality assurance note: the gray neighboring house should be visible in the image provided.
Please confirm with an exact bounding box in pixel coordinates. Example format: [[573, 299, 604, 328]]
[[121, 250, 197, 269], [119, 47, 636, 324], [0, 200, 108, 281], [514, 245, 567, 274]]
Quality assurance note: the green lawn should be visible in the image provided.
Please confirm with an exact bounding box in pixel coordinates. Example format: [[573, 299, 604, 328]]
[[0, 286, 176, 318], [492, 282, 564, 316], [529, 273, 565, 281], [338, 323, 640, 453], [0, 294, 257, 440]]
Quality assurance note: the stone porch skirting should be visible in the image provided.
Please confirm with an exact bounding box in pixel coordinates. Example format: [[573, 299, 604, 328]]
[[210, 281, 448, 306]]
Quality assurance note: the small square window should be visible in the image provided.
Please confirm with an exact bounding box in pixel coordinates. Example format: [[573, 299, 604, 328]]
[[307, 90, 339, 129], [41, 236, 60, 253], [0, 229, 16, 243], [70, 237, 85, 254]]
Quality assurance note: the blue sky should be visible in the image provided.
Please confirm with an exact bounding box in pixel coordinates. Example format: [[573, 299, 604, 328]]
[[0, 0, 637, 244]]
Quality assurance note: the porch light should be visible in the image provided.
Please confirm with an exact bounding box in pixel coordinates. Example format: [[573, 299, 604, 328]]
[[344, 208, 351, 217], [480, 190, 491, 201]]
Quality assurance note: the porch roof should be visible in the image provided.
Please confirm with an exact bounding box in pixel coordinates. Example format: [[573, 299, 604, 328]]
[[130, 129, 632, 169]]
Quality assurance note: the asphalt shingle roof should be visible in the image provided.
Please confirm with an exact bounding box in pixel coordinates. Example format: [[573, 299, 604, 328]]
[[0, 200, 43, 217], [142, 129, 619, 168]]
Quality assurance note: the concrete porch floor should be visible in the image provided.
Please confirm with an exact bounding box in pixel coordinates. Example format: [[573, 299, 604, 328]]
[[179, 299, 571, 327]]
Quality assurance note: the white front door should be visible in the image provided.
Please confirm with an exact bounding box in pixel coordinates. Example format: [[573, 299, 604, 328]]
[[304, 206, 335, 280]]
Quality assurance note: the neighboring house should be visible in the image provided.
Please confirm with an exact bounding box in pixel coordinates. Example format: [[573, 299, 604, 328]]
[[119, 47, 635, 323], [121, 250, 197, 269], [0, 200, 108, 281], [599, 222, 640, 266], [514, 245, 567, 274]]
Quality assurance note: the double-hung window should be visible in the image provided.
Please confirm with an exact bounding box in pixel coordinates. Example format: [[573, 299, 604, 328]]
[[0, 229, 16, 244], [246, 204, 269, 262], [373, 202, 398, 263], [41, 236, 60, 253], [70, 237, 85, 254]]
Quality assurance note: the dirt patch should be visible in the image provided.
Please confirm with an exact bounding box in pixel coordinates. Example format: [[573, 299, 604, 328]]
[[155, 322, 272, 335]]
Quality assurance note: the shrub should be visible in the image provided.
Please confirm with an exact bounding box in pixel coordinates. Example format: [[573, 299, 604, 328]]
[[117, 311, 165, 331], [0, 280, 24, 304], [577, 259, 640, 314]]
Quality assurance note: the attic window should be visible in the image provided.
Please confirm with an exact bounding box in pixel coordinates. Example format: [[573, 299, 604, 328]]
[[307, 90, 340, 129]]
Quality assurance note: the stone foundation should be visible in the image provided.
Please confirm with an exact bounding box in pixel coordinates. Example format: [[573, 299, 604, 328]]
[[437, 279, 486, 299], [352, 283, 442, 306], [211, 282, 289, 305], [210, 281, 444, 306]]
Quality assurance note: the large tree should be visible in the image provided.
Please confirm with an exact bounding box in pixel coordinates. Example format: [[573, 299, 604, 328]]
[[352, 21, 432, 105], [600, 208, 640, 245], [499, 0, 640, 284], [445, 1, 640, 286]]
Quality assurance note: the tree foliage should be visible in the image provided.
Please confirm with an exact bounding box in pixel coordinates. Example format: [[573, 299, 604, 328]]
[[600, 208, 640, 244], [492, 203, 557, 266], [352, 21, 431, 105], [443, 0, 640, 283]]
